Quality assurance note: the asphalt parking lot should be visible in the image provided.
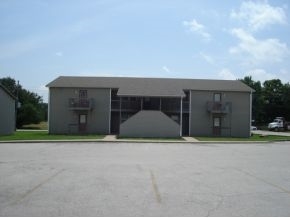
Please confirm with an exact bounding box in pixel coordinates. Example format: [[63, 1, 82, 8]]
[[1, 142, 290, 216]]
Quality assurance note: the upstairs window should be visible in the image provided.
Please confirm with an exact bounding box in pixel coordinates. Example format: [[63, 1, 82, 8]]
[[79, 90, 88, 99], [214, 93, 221, 102]]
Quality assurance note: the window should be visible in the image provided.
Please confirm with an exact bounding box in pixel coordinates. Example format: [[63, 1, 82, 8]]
[[79, 90, 88, 99], [213, 117, 221, 127], [79, 114, 87, 124], [214, 93, 221, 102]]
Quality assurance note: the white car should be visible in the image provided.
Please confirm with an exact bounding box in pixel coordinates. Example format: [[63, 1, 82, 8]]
[[251, 126, 257, 130]]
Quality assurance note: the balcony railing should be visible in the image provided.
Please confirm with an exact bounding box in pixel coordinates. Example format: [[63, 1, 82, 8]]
[[207, 101, 231, 114], [111, 99, 189, 112], [68, 98, 94, 110]]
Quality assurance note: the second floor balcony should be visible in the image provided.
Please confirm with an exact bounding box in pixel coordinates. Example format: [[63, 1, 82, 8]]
[[207, 101, 231, 114], [68, 98, 94, 110]]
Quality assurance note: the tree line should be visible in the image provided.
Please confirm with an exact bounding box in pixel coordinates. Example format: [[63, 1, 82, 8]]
[[240, 76, 290, 125], [0, 77, 47, 128]]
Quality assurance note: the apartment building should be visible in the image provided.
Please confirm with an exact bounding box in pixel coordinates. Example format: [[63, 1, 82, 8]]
[[47, 76, 253, 137]]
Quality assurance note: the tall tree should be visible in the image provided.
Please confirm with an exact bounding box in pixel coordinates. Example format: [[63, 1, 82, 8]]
[[263, 79, 284, 122], [0, 77, 20, 95], [240, 76, 290, 125], [0, 77, 47, 128], [239, 76, 264, 123], [281, 82, 290, 120]]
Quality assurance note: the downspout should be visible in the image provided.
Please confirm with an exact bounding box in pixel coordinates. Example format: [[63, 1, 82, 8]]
[[180, 97, 183, 137], [48, 88, 50, 134], [189, 91, 191, 136], [249, 90, 252, 137], [109, 89, 111, 134], [119, 97, 122, 131]]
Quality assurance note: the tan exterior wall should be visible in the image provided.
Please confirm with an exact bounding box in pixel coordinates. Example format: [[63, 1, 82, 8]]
[[190, 90, 251, 137], [0, 88, 15, 135], [49, 87, 110, 134], [190, 91, 212, 136], [226, 92, 251, 137], [48, 87, 251, 137]]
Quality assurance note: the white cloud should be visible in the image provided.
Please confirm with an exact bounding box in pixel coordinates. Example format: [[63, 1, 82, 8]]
[[183, 19, 211, 41], [200, 52, 214, 64], [162, 66, 170, 73], [231, 1, 287, 31], [230, 28, 289, 63], [244, 69, 277, 81], [218, 68, 236, 80]]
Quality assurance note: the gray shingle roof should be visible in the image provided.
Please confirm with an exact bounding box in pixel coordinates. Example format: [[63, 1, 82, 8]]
[[46, 76, 254, 97]]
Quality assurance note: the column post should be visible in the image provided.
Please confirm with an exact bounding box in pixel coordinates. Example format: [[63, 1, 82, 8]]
[[180, 97, 183, 137]]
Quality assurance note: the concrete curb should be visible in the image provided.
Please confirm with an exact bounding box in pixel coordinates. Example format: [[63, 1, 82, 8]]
[[0, 139, 273, 144]]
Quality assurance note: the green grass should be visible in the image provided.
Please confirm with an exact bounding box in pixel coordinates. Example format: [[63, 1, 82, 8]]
[[0, 131, 104, 141], [196, 134, 290, 141], [117, 136, 185, 141], [2, 131, 290, 142]]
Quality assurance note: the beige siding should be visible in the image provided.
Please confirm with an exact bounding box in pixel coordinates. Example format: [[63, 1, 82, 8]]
[[226, 92, 251, 137], [190, 90, 251, 137], [49, 87, 110, 134], [190, 91, 212, 136]]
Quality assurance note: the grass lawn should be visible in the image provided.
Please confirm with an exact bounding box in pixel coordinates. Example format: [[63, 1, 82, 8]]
[[196, 134, 290, 141], [0, 130, 104, 141]]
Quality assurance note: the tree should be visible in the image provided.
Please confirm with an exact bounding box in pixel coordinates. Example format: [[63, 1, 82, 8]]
[[0, 76, 20, 95], [239, 76, 264, 123], [17, 104, 42, 126], [281, 82, 290, 120], [0, 77, 47, 128], [240, 76, 290, 125], [263, 79, 284, 122]]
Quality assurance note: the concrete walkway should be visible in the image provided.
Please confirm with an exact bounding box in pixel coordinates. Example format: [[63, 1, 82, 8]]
[[103, 135, 117, 141], [182, 136, 199, 142], [103, 135, 191, 143], [104, 135, 201, 143]]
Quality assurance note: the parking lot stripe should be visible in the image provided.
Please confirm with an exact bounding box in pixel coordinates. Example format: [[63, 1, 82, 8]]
[[9, 169, 65, 205], [150, 170, 162, 204]]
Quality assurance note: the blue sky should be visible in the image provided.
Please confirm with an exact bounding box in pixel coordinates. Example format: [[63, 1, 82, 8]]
[[1, 0, 290, 102]]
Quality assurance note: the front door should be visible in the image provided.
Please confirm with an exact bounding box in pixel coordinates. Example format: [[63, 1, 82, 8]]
[[79, 114, 87, 133], [213, 117, 221, 136]]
